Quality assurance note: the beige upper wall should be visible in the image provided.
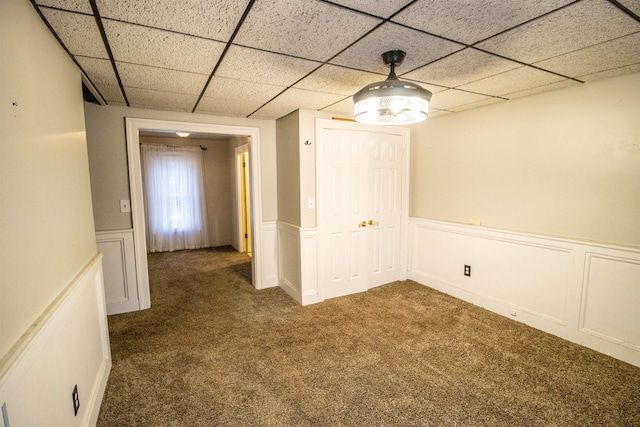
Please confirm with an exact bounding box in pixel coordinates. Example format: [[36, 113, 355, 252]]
[[84, 103, 277, 231], [0, 0, 97, 357], [276, 109, 351, 228], [410, 72, 640, 247], [276, 111, 301, 226]]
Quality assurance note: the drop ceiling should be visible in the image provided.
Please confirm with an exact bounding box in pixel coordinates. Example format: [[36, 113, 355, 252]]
[[32, 0, 640, 120]]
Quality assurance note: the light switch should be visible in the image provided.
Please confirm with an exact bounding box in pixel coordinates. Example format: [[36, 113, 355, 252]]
[[120, 199, 131, 213], [307, 197, 315, 210]]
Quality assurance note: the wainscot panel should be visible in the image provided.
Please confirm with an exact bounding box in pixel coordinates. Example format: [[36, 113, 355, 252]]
[[0, 255, 112, 426], [277, 222, 318, 305], [408, 218, 640, 368], [261, 221, 279, 288], [96, 229, 139, 314]]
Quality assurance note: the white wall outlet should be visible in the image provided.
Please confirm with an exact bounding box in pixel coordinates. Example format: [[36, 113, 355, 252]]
[[120, 199, 131, 213], [307, 197, 315, 210]]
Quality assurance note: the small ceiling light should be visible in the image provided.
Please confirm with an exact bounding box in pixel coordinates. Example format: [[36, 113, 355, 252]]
[[353, 50, 432, 125], [176, 132, 190, 138]]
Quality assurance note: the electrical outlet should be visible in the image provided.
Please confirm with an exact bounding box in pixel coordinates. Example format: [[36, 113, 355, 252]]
[[72, 385, 80, 416], [464, 265, 471, 277], [2, 402, 9, 427]]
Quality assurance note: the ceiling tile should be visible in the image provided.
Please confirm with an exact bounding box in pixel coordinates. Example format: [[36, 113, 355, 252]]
[[198, 76, 286, 115], [327, 0, 415, 18], [320, 98, 355, 115], [103, 20, 225, 74], [216, 46, 320, 87], [534, 33, 640, 79], [403, 79, 449, 94], [75, 56, 125, 103], [116, 63, 209, 95], [403, 48, 521, 88], [95, 0, 247, 40], [580, 63, 640, 82], [428, 109, 453, 118], [618, 0, 640, 16], [429, 89, 494, 110], [392, 0, 574, 45], [40, 8, 108, 58], [125, 87, 198, 112], [330, 22, 463, 74], [204, 76, 285, 101], [35, 0, 93, 14], [457, 66, 565, 96], [251, 88, 346, 119], [448, 97, 505, 112], [502, 79, 580, 99], [234, 0, 381, 61], [195, 96, 265, 117], [476, 0, 640, 64], [294, 65, 383, 96]]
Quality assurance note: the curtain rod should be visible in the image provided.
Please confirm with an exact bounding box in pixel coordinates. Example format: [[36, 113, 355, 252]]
[[140, 142, 207, 150]]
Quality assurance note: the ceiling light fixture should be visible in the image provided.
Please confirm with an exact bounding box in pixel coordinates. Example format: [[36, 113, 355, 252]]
[[176, 132, 190, 137], [353, 50, 432, 126]]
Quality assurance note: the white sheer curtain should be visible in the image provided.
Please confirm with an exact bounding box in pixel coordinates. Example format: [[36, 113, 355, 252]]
[[141, 143, 210, 252]]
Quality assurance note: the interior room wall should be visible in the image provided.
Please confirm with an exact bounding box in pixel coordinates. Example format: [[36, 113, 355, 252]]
[[0, 0, 97, 357], [139, 135, 235, 247], [276, 109, 351, 228], [1, 2, 110, 424], [410, 72, 640, 248], [276, 111, 302, 226], [84, 103, 277, 232]]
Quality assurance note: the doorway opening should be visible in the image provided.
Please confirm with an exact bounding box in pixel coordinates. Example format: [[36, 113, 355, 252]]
[[125, 118, 265, 311]]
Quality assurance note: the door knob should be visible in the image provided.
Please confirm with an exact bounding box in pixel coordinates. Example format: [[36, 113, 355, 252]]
[[359, 221, 367, 227], [368, 220, 379, 226]]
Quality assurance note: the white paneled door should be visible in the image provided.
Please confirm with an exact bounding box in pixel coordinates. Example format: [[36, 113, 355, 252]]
[[317, 120, 408, 301]]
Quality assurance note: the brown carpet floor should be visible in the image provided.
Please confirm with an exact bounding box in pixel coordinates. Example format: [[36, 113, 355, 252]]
[[97, 247, 640, 426]]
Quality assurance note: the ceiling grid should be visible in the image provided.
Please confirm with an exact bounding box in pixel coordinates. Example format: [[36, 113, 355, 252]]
[[30, 0, 640, 119]]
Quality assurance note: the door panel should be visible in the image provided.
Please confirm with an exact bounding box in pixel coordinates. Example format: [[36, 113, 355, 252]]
[[320, 128, 369, 300], [368, 133, 403, 288], [318, 123, 406, 299]]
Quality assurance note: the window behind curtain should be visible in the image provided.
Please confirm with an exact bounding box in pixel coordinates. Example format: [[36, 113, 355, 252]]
[[141, 143, 210, 253]]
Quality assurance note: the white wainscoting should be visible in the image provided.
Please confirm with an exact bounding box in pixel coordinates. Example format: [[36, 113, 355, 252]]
[[408, 219, 640, 368], [261, 221, 278, 288], [96, 229, 139, 315], [0, 254, 112, 426], [277, 222, 318, 305]]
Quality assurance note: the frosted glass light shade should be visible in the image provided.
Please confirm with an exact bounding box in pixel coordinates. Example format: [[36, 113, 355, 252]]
[[353, 78, 431, 125], [353, 50, 432, 125], [354, 94, 430, 125]]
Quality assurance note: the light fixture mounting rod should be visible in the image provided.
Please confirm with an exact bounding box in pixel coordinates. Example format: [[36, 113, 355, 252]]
[[381, 50, 406, 80], [381, 50, 406, 67]]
